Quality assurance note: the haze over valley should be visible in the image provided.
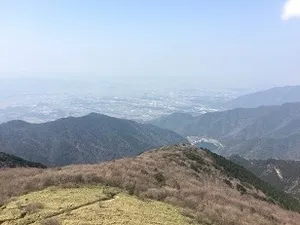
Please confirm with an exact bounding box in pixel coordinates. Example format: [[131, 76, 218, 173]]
[[0, 77, 249, 123], [1, 0, 300, 224]]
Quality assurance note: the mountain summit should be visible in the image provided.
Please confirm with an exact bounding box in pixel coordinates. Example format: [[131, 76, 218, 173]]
[[1, 145, 300, 225]]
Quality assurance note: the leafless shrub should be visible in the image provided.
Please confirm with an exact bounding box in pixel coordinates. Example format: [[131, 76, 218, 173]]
[[40, 218, 61, 225], [23, 202, 44, 214]]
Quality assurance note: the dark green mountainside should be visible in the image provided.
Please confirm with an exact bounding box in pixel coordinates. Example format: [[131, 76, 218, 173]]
[[0, 152, 46, 168], [0, 113, 186, 166], [230, 155, 300, 199], [202, 148, 300, 211]]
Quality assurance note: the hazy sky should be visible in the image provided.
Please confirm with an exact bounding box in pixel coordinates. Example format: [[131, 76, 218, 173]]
[[0, 0, 300, 88]]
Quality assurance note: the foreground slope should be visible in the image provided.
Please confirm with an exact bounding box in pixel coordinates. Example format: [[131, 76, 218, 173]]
[[0, 152, 46, 168], [151, 102, 300, 160], [1, 145, 300, 225], [0, 113, 185, 166]]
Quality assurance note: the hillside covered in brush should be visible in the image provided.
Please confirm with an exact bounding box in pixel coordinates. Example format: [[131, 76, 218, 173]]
[[1, 145, 300, 225], [0, 152, 46, 169], [0, 113, 185, 166], [151, 102, 300, 160]]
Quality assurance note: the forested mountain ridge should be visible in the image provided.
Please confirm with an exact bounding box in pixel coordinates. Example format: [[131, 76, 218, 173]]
[[0, 113, 186, 166]]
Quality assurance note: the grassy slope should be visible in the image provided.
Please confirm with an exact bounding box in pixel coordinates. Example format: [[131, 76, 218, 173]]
[[0, 187, 195, 225]]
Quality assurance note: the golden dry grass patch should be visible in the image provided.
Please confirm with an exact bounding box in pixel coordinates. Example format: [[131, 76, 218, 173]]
[[0, 187, 195, 225]]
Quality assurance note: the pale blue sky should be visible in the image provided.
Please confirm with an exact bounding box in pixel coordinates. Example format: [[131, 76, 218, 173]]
[[0, 0, 300, 87]]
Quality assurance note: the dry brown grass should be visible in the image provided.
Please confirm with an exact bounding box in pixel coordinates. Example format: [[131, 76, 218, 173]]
[[0, 145, 300, 225]]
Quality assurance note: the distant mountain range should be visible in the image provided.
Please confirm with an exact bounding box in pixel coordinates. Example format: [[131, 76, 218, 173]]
[[0, 113, 186, 166], [0, 152, 46, 168], [225, 85, 300, 109], [230, 155, 300, 199], [151, 102, 300, 160]]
